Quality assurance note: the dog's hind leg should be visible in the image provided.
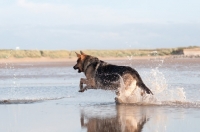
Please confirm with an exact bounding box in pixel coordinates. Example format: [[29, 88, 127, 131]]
[[122, 74, 137, 96], [115, 90, 120, 96], [115, 97, 123, 104]]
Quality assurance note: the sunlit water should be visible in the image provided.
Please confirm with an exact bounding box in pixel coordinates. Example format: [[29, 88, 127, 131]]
[[0, 58, 200, 132]]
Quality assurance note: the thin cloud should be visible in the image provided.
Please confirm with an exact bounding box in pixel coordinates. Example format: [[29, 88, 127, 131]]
[[16, 0, 161, 25], [0, 0, 199, 49]]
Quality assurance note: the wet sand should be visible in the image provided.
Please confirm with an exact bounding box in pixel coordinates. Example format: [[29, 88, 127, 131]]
[[0, 56, 199, 69], [0, 57, 200, 132], [0, 56, 168, 63]]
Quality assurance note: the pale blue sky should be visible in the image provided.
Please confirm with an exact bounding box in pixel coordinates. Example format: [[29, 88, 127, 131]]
[[0, 0, 200, 50]]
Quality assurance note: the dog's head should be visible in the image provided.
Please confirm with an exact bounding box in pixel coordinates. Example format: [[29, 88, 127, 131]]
[[73, 51, 87, 73]]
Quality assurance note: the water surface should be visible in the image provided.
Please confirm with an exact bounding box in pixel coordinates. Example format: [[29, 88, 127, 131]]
[[0, 58, 200, 132]]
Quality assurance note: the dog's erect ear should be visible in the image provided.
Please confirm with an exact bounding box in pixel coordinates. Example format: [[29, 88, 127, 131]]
[[75, 52, 81, 58], [80, 51, 86, 55]]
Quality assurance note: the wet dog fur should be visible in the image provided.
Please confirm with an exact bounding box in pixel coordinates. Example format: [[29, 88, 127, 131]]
[[73, 51, 153, 98]]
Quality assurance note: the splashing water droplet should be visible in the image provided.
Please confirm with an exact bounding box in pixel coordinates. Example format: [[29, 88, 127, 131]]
[[116, 67, 187, 106]]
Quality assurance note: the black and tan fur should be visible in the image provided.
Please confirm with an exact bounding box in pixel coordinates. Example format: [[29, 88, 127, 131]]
[[73, 51, 153, 97]]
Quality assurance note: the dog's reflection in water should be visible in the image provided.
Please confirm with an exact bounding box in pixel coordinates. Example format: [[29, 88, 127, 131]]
[[80, 105, 149, 132]]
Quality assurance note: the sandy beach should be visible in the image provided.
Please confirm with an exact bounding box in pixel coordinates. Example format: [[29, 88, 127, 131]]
[[0, 56, 170, 63]]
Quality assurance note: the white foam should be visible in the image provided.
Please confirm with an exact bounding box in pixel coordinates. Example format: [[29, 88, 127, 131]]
[[0, 97, 65, 104], [116, 67, 188, 106]]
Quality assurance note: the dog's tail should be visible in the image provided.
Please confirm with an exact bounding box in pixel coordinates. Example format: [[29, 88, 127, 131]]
[[137, 81, 153, 95], [129, 68, 153, 95]]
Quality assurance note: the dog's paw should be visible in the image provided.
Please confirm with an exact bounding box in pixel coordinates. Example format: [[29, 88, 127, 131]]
[[79, 89, 85, 92], [115, 97, 123, 104]]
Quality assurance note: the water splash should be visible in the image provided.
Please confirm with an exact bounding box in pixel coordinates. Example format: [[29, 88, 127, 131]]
[[116, 60, 189, 106], [146, 67, 187, 103]]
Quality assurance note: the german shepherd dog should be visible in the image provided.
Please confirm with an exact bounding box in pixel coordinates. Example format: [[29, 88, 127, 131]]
[[73, 51, 153, 102]]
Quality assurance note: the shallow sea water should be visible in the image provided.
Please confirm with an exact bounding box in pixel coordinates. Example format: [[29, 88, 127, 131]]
[[0, 58, 200, 132]]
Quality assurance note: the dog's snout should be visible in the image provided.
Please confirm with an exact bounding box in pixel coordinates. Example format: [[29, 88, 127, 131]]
[[73, 65, 81, 73], [73, 65, 78, 70]]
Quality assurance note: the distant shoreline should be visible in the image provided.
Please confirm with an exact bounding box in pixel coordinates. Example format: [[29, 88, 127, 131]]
[[0, 46, 200, 63], [2, 55, 199, 63], [0, 56, 171, 63]]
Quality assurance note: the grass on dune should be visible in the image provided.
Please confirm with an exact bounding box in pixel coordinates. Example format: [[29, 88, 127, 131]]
[[0, 50, 70, 59], [0, 46, 199, 59], [40, 50, 70, 58]]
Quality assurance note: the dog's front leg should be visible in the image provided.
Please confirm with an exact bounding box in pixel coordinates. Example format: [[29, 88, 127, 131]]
[[79, 78, 84, 90], [79, 78, 96, 92], [80, 85, 92, 92], [79, 78, 88, 92]]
